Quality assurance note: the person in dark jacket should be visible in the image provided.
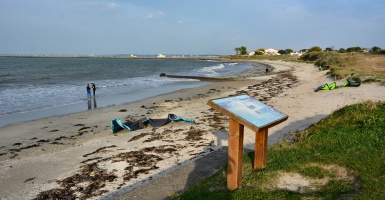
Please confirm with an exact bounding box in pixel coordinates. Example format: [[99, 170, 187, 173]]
[[91, 83, 96, 97], [86, 84, 91, 98]]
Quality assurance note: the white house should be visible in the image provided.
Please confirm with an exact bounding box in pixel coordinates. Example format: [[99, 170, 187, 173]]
[[290, 52, 303, 56], [157, 54, 166, 58], [264, 48, 280, 55]]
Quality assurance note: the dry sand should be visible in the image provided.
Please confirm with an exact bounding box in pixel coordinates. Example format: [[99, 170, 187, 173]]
[[0, 60, 384, 199]]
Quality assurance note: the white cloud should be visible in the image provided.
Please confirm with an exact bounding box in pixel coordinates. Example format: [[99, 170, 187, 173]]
[[81, 1, 120, 10], [145, 13, 154, 19], [106, 3, 119, 10], [81, 1, 98, 6], [143, 11, 166, 19]]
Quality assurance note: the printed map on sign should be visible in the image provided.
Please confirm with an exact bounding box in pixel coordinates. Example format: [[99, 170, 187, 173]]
[[211, 95, 287, 128]]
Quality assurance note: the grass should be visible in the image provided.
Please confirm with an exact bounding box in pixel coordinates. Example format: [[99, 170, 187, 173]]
[[317, 53, 385, 81], [220, 53, 385, 84], [172, 101, 385, 199]]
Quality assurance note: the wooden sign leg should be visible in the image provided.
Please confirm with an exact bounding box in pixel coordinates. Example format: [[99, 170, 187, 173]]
[[254, 128, 268, 169], [227, 119, 244, 190]]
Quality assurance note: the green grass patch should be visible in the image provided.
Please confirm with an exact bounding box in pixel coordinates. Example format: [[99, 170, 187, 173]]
[[172, 101, 385, 199], [299, 52, 385, 81]]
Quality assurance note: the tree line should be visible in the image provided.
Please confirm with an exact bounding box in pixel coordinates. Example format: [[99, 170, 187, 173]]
[[234, 46, 385, 55]]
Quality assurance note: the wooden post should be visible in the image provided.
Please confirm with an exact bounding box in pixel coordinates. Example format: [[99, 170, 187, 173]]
[[254, 128, 268, 169], [227, 118, 244, 190]]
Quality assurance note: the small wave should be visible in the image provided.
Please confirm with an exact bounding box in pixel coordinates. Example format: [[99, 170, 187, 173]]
[[199, 64, 225, 75], [39, 76, 51, 80], [225, 62, 238, 66], [0, 73, 15, 77]]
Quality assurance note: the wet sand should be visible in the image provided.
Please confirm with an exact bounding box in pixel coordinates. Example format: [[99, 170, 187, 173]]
[[0, 60, 384, 199]]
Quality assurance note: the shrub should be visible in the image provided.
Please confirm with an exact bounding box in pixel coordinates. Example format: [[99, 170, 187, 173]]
[[315, 52, 344, 66], [300, 51, 325, 61], [300, 51, 343, 67]]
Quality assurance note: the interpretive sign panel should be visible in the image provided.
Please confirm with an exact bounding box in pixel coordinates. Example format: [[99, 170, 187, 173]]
[[207, 94, 288, 191], [208, 94, 287, 132]]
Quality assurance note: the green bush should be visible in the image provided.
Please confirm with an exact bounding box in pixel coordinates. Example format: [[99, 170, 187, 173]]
[[316, 52, 344, 67], [301, 51, 343, 67], [300, 51, 325, 61]]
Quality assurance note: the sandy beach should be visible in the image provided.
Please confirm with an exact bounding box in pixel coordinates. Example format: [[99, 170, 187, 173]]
[[1, 60, 384, 200]]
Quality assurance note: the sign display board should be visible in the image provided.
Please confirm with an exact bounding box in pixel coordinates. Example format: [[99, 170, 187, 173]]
[[208, 94, 288, 190], [208, 94, 288, 131]]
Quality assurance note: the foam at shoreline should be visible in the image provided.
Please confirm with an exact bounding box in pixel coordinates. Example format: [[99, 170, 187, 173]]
[[0, 61, 265, 128], [0, 81, 212, 127]]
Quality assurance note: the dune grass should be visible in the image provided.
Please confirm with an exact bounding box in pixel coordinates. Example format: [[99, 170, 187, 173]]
[[172, 101, 385, 199], [220, 53, 385, 84]]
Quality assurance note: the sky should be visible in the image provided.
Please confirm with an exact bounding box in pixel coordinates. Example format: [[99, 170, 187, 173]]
[[1, 0, 385, 55]]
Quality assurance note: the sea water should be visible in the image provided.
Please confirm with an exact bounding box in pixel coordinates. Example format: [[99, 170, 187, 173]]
[[0, 57, 255, 127]]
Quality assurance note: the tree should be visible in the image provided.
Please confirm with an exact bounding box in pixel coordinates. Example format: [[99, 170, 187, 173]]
[[234, 46, 248, 55], [325, 47, 333, 52], [240, 46, 248, 55], [234, 47, 241, 55], [300, 49, 308, 53], [285, 49, 294, 54], [370, 46, 382, 54], [338, 48, 347, 53], [257, 48, 265, 54], [278, 50, 286, 55], [307, 46, 322, 53], [346, 46, 362, 53]]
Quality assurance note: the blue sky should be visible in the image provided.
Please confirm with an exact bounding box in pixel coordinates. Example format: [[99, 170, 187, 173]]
[[1, 0, 384, 55]]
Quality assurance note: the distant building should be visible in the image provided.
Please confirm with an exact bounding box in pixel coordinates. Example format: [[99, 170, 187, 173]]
[[157, 54, 166, 58], [130, 54, 137, 58], [264, 48, 280, 55], [290, 52, 303, 56]]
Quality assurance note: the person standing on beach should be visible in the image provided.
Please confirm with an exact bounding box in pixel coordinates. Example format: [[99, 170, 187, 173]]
[[86, 84, 91, 98], [91, 83, 96, 97]]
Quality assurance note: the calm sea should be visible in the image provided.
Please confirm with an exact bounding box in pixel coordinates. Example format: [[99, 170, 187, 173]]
[[0, 57, 256, 127]]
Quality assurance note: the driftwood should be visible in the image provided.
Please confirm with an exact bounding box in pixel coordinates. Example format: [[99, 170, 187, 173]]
[[159, 73, 234, 82]]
